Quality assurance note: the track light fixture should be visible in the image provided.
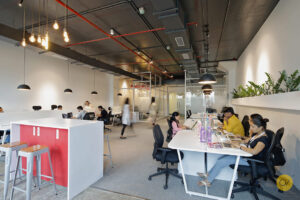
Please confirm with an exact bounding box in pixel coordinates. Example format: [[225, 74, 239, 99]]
[[110, 28, 115, 35], [138, 7, 145, 15], [18, 0, 24, 7]]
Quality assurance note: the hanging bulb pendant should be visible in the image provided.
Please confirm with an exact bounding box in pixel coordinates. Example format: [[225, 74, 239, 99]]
[[37, 35, 42, 43], [53, 20, 59, 30], [29, 33, 36, 43], [21, 38, 26, 47], [41, 38, 46, 47]]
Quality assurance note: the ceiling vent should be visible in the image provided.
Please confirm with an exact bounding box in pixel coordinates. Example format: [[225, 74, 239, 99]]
[[175, 37, 185, 47], [181, 53, 190, 59]]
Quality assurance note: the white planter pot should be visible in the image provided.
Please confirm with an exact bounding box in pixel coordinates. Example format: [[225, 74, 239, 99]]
[[232, 91, 300, 111]]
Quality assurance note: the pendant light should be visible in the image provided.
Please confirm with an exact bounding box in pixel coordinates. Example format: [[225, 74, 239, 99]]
[[29, 5, 36, 43], [63, 0, 70, 43], [53, 1, 59, 30], [91, 69, 98, 95], [17, 48, 31, 90], [64, 60, 73, 94], [198, 73, 217, 84], [37, 0, 41, 43], [44, 0, 49, 50], [117, 93, 122, 96], [21, 6, 26, 47], [202, 84, 213, 91]]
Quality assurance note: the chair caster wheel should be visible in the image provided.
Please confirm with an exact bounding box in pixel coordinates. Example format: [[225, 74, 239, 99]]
[[164, 185, 168, 190], [148, 177, 152, 181], [231, 194, 234, 198], [278, 189, 283, 193]]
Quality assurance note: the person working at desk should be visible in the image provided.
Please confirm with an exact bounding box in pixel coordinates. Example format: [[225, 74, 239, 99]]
[[171, 112, 187, 137], [58, 105, 63, 110], [74, 106, 86, 120], [198, 114, 270, 187], [222, 107, 244, 137], [97, 106, 107, 121]]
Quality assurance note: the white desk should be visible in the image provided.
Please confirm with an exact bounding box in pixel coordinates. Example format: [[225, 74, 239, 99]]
[[168, 130, 251, 200]]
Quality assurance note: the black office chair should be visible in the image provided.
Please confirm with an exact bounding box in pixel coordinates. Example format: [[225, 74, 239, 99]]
[[241, 115, 250, 137], [148, 125, 183, 189], [166, 118, 173, 143], [83, 112, 95, 120], [230, 130, 282, 200]]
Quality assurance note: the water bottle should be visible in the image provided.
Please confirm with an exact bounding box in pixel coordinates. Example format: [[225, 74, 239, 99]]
[[200, 126, 206, 143], [207, 126, 212, 143]]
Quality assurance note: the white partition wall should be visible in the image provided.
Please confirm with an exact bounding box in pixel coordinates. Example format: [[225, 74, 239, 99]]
[[232, 0, 300, 189], [0, 39, 115, 113]]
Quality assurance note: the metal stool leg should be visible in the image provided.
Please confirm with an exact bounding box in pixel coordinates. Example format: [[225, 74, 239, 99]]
[[3, 148, 12, 200], [10, 156, 20, 200], [25, 154, 34, 200], [106, 134, 113, 168], [36, 155, 41, 190], [47, 149, 57, 195]]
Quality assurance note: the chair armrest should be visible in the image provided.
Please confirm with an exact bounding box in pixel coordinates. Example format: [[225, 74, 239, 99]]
[[244, 158, 264, 164], [157, 147, 172, 163]]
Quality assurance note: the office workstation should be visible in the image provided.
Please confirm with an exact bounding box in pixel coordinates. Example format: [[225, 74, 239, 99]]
[[0, 0, 300, 200]]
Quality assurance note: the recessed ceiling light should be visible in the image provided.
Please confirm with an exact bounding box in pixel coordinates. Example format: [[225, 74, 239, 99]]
[[110, 28, 114, 35], [166, 45, 170, 50]]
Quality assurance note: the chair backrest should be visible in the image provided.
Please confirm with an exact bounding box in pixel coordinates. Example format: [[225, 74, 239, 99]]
[[67, 112, 73, 118], [152, 125, 164, 158], [83, 112, 95, 120], [270, 127, 285, 166]]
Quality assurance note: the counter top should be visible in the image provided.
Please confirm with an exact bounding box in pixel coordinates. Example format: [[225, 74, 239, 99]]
[[11, 118, 101, 129]]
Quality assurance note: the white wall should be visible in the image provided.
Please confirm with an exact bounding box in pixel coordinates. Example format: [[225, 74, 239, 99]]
[[235, 0, 300, 189], [0, 39, 115, 113]]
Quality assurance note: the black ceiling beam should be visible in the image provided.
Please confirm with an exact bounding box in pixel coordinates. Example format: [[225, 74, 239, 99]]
[[24, 0, 128, 30], [0, 23, 140, 79], [88, 44, 165, 57]]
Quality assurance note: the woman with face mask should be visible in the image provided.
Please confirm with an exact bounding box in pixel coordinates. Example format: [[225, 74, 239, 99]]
[[198, 113, 270, 187]]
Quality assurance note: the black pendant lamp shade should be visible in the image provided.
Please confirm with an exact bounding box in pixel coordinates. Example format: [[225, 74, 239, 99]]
[[198, 73, 217, 84], [202, 84, 213, 91], [18, 47, 31, 91], [64, 60, 73, 94], [117, 93, 122, 96], [91, 91, 98, 95], [203, 90, 212, 95], [17, 84, 31, 90], [64, 88, 73, 94]]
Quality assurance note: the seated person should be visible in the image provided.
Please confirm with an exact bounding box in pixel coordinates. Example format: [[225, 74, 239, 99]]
[[51, 105, 57, 110], [198, 114, 270, 186], [170, 112, 186, 137], [83, 100, 94, 112], [222, 107, 244, 137], [74, 106, 86, 120], [57, 105, 63, 110], [97, 106, 108, 121]]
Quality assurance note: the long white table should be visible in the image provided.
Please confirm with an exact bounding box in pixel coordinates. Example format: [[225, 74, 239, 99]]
[[168, 130, 251, 200]]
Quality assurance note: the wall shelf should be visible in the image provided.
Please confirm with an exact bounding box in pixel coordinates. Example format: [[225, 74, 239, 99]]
[[232, 91, 300, 111]]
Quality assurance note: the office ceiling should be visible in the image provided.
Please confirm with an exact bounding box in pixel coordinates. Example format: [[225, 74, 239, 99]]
[[0, 0, 279, 80]]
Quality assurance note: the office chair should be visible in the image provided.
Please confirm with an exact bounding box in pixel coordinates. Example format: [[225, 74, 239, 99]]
[[32, 106, 42, 111], [148, 125, 183, 189], [83, 112, 95, 120], [230, 129, 282, 200]]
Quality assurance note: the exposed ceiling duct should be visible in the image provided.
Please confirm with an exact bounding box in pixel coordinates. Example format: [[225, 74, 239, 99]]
[[150, 0, 199, 77]]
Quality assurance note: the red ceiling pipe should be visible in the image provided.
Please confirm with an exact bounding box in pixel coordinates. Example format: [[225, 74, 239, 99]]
[[55, 0, 171, 78], [66, 27, 166, 47]]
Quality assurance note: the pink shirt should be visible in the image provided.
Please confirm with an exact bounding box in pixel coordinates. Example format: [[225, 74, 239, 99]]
[[172, 121, 182, 137]]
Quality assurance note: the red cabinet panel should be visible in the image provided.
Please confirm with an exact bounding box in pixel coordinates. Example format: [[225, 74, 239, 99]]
[[19, 125, 68, 187]]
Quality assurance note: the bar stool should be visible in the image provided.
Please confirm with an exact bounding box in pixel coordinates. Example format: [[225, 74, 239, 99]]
[[10, 145, 57, 200], [104, 133, 113, 168], [0, 142, 27, 200]]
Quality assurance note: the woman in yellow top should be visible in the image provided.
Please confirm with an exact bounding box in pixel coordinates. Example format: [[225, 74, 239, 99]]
[[222, 107, 244, 137]]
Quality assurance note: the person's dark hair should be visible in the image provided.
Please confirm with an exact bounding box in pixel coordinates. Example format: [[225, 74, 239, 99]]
[[58, 105, 62, 109], [108, 107, 112, 111], [77, 106, 83, 110], [151, 97, 155, 103], [170, 112, 180, 125], [51, 105, 57, 110], [223, 107, 234, 114], [124, 98, 129, 104], [250, 113, 269, 130], [98, 106, 103, 109]]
